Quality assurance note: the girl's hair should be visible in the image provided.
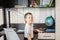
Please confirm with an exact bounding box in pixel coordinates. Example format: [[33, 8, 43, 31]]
[[24, 12, 33, 23], [24, 12, 33, 18]]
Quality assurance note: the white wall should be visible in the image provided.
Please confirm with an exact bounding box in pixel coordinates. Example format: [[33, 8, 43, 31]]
[[56, 0, 60, 40], [0, 9, 3, 25], [10, 8, 55, 23]]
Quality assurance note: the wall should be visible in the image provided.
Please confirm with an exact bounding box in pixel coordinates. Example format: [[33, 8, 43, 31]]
[[10, 8, 55, 23], [0, 9, 3, 25], [56, 0, 60, 40]]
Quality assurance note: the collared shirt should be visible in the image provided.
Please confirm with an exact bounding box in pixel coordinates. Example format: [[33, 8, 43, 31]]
[[24, 23, 33, 38]]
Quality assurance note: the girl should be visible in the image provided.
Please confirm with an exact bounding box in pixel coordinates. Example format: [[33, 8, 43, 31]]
[[24, 12, 33, 40], [24, 12, 43, 40]]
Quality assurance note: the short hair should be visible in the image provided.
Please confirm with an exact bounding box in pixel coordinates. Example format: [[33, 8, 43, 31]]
[[24, 12, 33, 18]]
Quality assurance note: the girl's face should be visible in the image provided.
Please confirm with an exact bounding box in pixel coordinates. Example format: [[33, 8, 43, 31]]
[[25, 14, 33, 24]]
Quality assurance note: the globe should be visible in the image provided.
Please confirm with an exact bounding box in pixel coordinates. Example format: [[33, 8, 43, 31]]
[[45, 16, 54, 26]]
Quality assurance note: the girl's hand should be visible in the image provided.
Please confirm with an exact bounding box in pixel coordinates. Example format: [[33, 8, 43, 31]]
[[34, 29, 43, 33]]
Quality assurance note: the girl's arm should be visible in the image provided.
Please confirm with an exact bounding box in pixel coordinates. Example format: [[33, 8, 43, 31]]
[[28, 33, 31, 40], [33, 27, 43, 33]]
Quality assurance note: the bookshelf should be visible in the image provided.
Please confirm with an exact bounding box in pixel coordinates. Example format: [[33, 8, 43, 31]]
[[14, 0, 55, 40]]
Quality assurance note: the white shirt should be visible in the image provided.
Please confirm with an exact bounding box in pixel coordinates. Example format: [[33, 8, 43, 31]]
[[24, 23, 33, 38]]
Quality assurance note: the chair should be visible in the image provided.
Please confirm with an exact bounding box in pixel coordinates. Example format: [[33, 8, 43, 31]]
[[0, 36, 4, 40], [4, 28, 20, 40]]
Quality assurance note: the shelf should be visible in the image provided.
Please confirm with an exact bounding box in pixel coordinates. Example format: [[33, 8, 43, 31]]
[[15, 5, 55, 8], [14, 0, 55, 8]]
